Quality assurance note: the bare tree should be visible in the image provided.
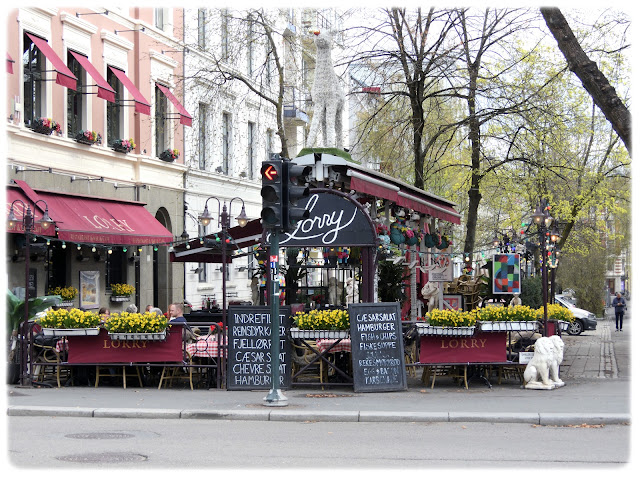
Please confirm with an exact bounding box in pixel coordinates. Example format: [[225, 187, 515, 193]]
[[540, 7, 631, 155]]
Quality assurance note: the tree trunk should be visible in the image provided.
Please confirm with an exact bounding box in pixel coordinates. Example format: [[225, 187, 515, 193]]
[[540, 7, 631, 155], [463, 66, 482, 260]]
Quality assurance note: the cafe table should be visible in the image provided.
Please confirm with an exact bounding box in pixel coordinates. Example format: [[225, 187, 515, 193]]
[[291, 335, 353, 387], [185, 335, 227, 389]]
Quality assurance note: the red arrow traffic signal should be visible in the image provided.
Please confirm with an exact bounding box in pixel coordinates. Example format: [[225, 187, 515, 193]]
[[262, 164, 278, 181]]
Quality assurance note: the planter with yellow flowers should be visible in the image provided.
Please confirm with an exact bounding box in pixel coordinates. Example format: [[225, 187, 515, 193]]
[[110, 283, 135, 302], [475, 305, 539, 332], [536, 303, 574, 333], [47, 286, 78, 308], [290, 309, 350, 339], [104, 311, 169, 341], [417, 309, 476, 336], [37, 308, 101, 336]]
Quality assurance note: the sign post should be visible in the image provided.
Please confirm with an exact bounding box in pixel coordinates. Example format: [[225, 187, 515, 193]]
[[263, 229, 288, 406]]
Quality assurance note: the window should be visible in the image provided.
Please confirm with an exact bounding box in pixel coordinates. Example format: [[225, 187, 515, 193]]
[[155, 9, 165, 30], [22, 33, 44, 127], [247, 15, 254, 75], [155, 85, 168, 156], [222, 112, 231, 174], [198, 103, 208, 170], [197, 9, 206, 49], [106, 249, 127, 287], [106, 68, 123, 143], [221, 9, 229, 61], [247, 122, 255, 179], [66, 52, 85, 138]]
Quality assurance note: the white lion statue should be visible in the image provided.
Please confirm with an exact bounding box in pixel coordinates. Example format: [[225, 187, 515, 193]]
[[523, 335, 565, 389], [345, 277, 359, 305]]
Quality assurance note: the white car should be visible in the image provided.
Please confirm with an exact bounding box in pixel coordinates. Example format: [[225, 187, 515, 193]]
[[555, 295, 598, 335]]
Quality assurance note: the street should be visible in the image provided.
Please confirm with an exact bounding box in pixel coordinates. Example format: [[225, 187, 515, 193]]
[[6, 415, 630, 469]]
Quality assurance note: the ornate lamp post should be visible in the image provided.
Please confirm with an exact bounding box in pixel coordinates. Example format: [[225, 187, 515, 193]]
[[531, 202, 553, 336], [8, 199, 54, 386], [198, 196, 248, 387]]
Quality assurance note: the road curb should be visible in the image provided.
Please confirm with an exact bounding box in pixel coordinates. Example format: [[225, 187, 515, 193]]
[[6, 406, 631, 425]]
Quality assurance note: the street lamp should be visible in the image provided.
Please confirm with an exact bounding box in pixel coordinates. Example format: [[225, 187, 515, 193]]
[[198, 196, 248, 388], [530, 202, 553, 336], [7, 199, 54, 386]]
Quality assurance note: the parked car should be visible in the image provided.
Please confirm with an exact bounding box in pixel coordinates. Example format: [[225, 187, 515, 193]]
[[555, 295, 598, 335]]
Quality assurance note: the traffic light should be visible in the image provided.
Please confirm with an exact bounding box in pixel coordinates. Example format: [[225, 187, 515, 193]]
[[282, 160, 312, 232], [260, 156, 283, 229]]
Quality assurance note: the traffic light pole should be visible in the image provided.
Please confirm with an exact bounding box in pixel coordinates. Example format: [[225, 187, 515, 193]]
[[263, 228, 288, 407]]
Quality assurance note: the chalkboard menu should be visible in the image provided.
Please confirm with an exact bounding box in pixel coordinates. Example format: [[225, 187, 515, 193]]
[[349, 302, 407, 393], [227, 306, 291, 391]]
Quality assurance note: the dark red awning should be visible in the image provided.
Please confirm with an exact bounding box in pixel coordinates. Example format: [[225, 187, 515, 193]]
[[69, 51, 116, 103], [8, 180, 173, 245], [109, 66, 151, 115], [26, 33, 77, 90], [156, 83, 192, 127], [170, 219, 263, 263], [7, 52, 14, 74]]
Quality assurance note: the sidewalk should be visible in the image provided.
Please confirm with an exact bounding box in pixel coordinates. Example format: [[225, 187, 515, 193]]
[[6, 316, 631, 425]]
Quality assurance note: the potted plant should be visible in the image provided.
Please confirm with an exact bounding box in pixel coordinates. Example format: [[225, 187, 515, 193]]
[[31, 117, 62, 135], [417, 308, 476, 336], [47, 286, 78, 307], [538, 303, 574, 333], [111, 138, 136, 154], [104, 311, 169, 341], [75, 129, 102, 145], [37, 308, 102, 336], [290, 309, 350, 339], [475, 304, 538, 331], [110, 283, 135, 302], [159, 148, 180, 162]]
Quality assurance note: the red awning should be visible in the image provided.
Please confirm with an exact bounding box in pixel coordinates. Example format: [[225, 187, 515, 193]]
[[396, 192, 461, 225], [8, 180, 173, 245], [171, 219, 263, 263], [350, 173, 399, 203], [69, 51, 116, 103], [109, 66, 151, 115], [156, 83, 192, 127], [7, 52, 14, 74], [6, 187, 57, 236], [26, 33, 77, 90]]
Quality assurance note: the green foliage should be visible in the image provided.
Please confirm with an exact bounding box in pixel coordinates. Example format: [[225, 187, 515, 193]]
[[520, 277, 542, 309], [6, 290, 62, 336], [378, 261, 409, 303]]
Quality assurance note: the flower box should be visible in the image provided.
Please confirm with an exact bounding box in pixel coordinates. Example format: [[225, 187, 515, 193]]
[[31, 117, 61, 135], [41, 327, 101, 337], [111, 138, 136, 154], [416, 323, 476, 337], [110, 296, 131, 303], [477, 321, 538, 332], [75, 130, 102, 146], [108, 330, 167, 341], [555, 320, 570, 332], [290, 327, 350, 339], [159, 149, 180, 162]]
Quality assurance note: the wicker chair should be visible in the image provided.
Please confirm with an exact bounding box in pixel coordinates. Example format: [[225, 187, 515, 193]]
[[290, 341, 327, 386]]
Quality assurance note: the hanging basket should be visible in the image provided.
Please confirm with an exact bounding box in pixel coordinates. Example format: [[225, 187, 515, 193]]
[[424, 234, 436, 248], [405, 235, 419, 246], [390, 229, 405, 245]]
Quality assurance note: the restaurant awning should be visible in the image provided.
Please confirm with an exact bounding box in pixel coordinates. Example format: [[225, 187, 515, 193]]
[[170, 219, 263, 263], [8, 180, 173, 245], [7, 53, 14, 74], [69, 51, 116, 103], [108, 66, 151, 115], [156, 83, 192, 127], [26, 33, 77, 90]]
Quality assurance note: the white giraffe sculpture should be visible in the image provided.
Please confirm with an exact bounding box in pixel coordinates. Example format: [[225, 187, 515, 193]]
[[307, 30, 344, 149]]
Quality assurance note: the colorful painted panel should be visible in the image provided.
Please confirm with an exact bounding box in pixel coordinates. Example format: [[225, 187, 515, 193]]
[[492, 254, 521, 294]]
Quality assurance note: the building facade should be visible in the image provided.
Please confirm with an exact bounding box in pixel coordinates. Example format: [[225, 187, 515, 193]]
[[5, 7, 191, 312]]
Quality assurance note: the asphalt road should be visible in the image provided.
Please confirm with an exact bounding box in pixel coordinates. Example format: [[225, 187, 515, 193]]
[[6, 415, 631, 469]]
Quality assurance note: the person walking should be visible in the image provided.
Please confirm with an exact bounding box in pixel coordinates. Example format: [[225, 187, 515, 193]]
[[612, 292, 627, 332]]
